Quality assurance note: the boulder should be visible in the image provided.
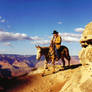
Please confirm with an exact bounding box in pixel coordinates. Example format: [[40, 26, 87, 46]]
[[80, 22, 92, 43], [79, 22, 92, 65]]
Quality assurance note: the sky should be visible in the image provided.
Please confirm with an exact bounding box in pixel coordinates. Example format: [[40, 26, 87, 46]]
[[0, 0, 92, 55]]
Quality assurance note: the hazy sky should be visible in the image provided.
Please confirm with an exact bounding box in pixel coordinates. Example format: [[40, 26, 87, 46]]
[[0, 0, 92, 55]]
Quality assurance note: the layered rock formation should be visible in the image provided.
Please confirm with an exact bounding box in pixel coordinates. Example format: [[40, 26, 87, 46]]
[[79, 22, 92, 65]]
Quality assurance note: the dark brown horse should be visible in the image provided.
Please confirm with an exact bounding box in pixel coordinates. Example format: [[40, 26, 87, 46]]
[[36, 45, 71, 74]]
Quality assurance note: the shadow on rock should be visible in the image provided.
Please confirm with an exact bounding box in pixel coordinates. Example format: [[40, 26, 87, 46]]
[[64, 64, 82, 70]]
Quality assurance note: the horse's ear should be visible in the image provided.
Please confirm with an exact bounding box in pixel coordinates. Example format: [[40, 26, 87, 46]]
[[35, 45, 41, 48], [35, 45, 37, 48], [38, 45, 41, 48]]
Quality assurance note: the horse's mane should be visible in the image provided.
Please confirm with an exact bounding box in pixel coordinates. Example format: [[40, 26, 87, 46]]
[[41, 45, 67, 50], [41, 46, 49, 49]]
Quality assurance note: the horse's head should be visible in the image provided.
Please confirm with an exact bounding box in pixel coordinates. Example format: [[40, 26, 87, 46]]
[[35, 45, 42, 60]]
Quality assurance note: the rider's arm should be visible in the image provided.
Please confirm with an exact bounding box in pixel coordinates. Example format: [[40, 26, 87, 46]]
[[51, 36, 55, 44], [55, 36, 61, 44]]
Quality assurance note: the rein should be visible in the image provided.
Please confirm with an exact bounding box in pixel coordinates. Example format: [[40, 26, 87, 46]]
[[48, 44, 55, 58]]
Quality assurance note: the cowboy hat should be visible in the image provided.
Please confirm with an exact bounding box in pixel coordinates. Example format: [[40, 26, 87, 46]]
[[52, 30, 58, 34]]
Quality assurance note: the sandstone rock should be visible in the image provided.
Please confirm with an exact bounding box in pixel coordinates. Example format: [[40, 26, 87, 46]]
[[59, 65, 92, 92], [79, 47, 86, 65], [79, 22, 92, 65], [85, 45, 92, 63], [80, 22, 92, 43]]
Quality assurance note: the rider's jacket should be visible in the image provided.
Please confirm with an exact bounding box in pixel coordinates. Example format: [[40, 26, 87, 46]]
[[51, 34, 62, 49]]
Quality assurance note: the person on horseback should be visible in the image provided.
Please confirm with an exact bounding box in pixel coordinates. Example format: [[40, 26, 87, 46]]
[[51, 30, 62, 60]]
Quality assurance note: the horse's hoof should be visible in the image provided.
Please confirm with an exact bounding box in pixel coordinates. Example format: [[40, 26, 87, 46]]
[[52, 71, 55, 74], [59, 69, 62, 71], [47, 69, 50, 71], [45, 67, 48, 69], [41, 74, 45, 77]]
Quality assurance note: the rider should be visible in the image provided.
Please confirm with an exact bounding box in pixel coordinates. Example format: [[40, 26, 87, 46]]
[[51, 30, 62, 60]]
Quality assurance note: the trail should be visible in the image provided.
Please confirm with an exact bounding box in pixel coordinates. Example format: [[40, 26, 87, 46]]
[[0, 64, 82, 92]]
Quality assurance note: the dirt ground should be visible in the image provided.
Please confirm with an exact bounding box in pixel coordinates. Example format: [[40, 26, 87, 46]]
[[0, 64, 82, 92]]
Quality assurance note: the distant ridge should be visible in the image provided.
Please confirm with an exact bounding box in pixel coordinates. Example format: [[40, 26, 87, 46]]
[[0, 54, 79, 67], [0, 54, 45, 67]]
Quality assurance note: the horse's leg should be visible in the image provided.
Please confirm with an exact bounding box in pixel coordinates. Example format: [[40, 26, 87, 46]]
[[65, 48, 71, 67], [42, 60, 48, 76], [44, 60, 48, 69], [61, 57, 65, 68], [52, 59, 55, 73], [66, 56, 71, 67]]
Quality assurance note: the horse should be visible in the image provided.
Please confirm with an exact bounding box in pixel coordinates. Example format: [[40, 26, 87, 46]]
[[36, 45, 71, 75]]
